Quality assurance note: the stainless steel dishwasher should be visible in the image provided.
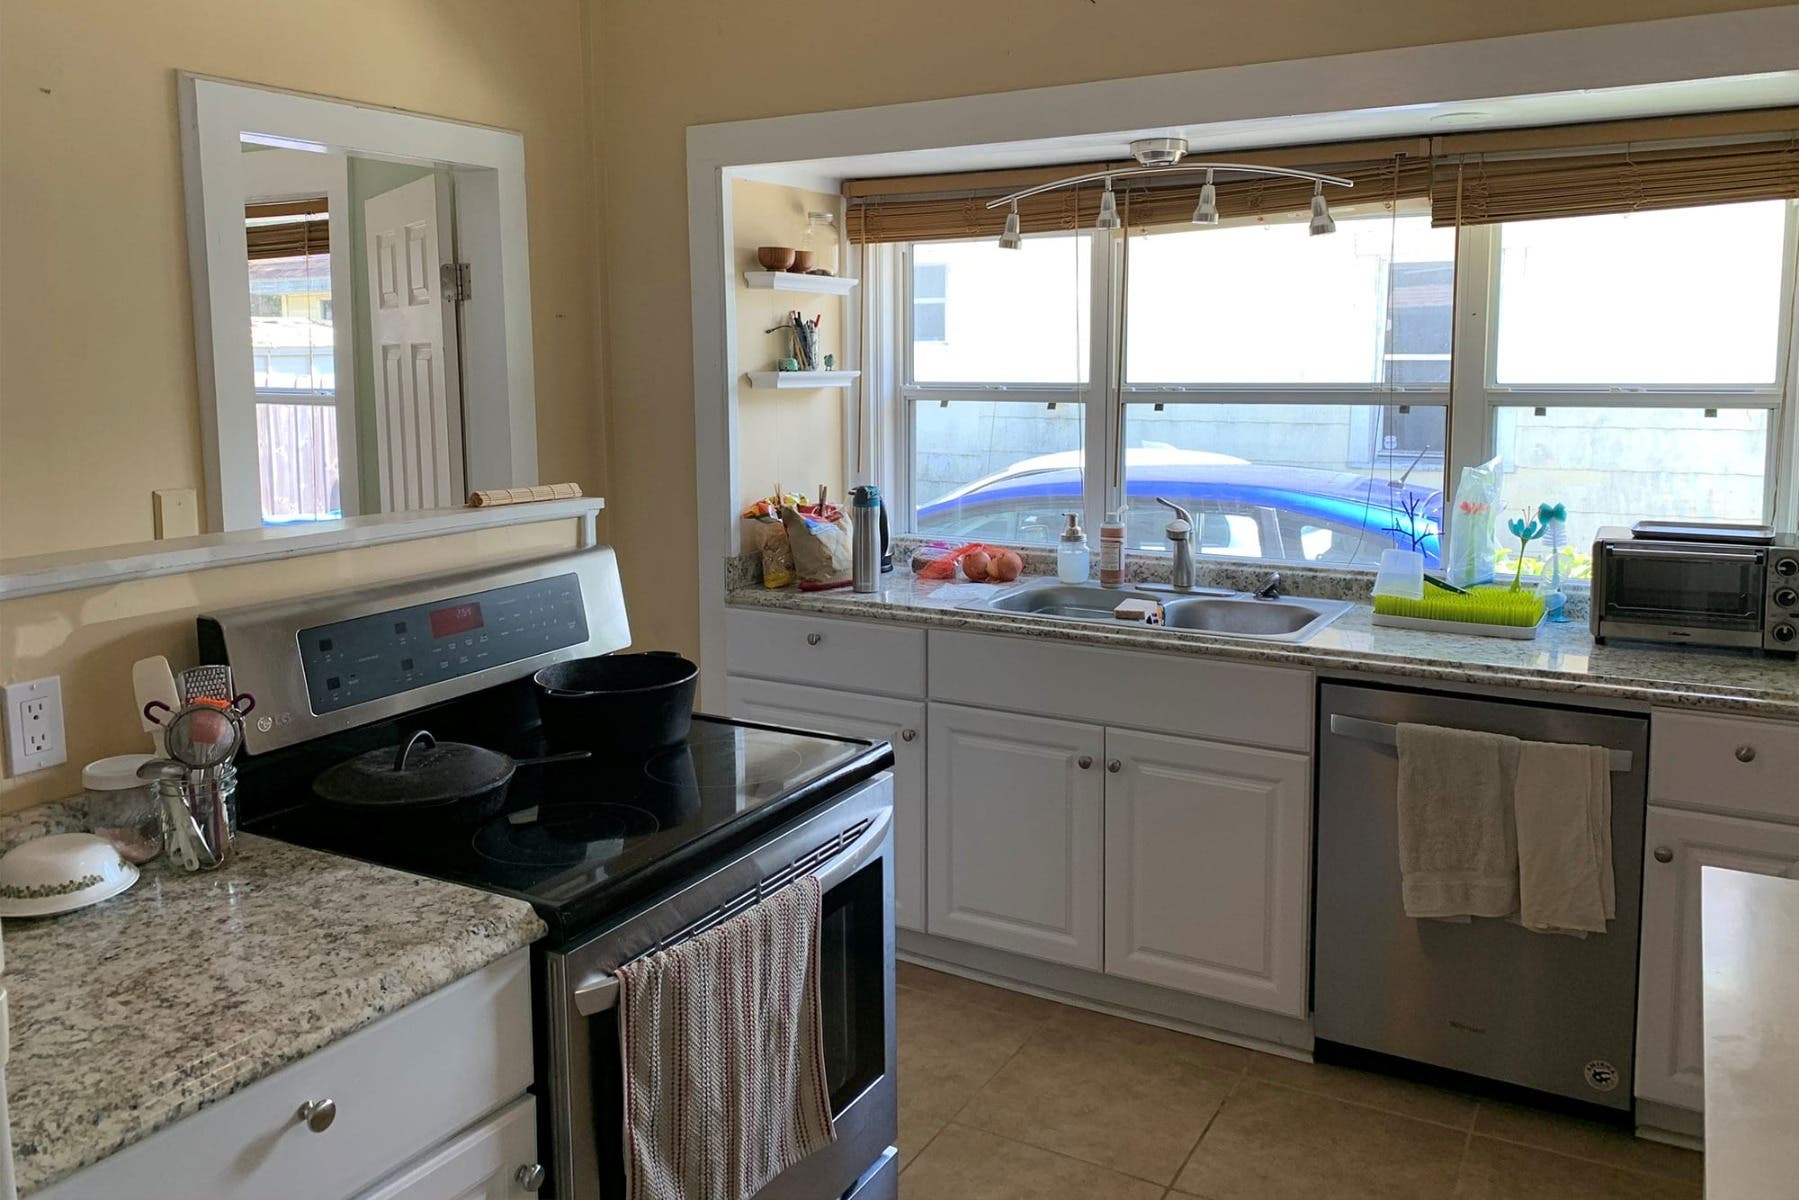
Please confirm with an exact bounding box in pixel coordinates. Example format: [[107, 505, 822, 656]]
[[1313, 681, 1649, 1113]]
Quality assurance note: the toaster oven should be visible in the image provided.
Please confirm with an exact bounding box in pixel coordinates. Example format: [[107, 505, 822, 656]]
[[1591, 524, 1799, 654]]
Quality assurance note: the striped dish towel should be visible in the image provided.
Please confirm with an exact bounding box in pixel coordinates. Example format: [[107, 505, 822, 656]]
[[617, 876, 837, 1200]]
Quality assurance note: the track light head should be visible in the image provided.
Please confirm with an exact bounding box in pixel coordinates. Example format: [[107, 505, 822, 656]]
[[1192, 169, 1219, 226], [1309, 182, 1336, 236], [998, 203, 1022, 249], [1096, 179, 1121, 230]]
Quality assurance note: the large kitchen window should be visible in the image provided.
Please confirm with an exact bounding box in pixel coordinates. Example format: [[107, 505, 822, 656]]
[[888, 196, 1799, 567]]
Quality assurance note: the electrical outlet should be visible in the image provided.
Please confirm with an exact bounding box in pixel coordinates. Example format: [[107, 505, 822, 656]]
[[4, 676, 66, 775]]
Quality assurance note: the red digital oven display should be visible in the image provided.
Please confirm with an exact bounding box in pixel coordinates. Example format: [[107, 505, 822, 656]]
[[428, 603, 484, 639]]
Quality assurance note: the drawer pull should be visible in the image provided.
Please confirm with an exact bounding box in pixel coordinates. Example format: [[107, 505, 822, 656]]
[[899, 728, 917, 742], [1735, 745, 1757, 763], [1107, 759, 1122, 773], [1076, 755, 1094, 770], [806, 632, 823, 646], [1654, 846, 1675, 864], [296, 1098, 336, 1133], [516, 1163, 547, 1192]]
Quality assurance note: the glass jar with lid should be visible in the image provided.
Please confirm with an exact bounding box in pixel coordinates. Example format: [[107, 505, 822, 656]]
[[799, 211, 837, 276], [83, 754, 163, 863]]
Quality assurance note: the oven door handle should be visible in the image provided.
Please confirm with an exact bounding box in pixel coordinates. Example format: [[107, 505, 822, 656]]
[[570, 804, 893, 1017]]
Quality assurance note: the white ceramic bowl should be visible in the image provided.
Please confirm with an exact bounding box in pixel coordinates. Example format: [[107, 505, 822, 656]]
[[0, 833, 139, 918]]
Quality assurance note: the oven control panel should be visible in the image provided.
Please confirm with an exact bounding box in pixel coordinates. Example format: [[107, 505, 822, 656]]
[[298, 574, 589, 715]]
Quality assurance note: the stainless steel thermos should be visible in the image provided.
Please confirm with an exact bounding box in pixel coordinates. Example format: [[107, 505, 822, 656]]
[[851, 485, 881, 593]]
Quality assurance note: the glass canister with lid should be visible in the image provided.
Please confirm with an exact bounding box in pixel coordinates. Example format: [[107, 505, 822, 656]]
[[83, 754, 163, 863]]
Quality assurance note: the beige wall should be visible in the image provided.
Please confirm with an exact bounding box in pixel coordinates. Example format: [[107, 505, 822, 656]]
[[731, 179, 846, 512], [589, 0, 1787, 662], [0, 0, 604, 558]]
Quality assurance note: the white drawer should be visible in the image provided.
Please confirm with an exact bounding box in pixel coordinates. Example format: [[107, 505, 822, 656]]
[[725, 608, 926, 697], [1651, 709, 1799, 823], [37, 951, 533, 1200], [929, 630, 1312, 751]]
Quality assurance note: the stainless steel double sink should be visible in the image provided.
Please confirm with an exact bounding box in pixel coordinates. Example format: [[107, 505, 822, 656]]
[[960, 579, 1352, 644]]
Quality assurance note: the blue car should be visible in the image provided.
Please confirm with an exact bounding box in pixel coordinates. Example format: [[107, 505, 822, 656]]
[[915, 450, 1443, 567]]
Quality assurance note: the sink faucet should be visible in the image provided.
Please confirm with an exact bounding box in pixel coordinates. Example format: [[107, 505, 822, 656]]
[[1155, 497, 1197, 591], [1253, 572, 1283, 600]]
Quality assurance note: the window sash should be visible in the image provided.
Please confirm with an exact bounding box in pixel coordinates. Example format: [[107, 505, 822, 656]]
[[892, 199, 1799, 545]]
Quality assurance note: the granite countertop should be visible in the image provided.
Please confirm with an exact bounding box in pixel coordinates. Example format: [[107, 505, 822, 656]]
[[727, 571, 1799, 722], [2, 829, 545, 1195]]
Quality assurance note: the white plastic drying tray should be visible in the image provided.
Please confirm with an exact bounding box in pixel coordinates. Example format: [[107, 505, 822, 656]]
[[1370, 612, 1546, 640]]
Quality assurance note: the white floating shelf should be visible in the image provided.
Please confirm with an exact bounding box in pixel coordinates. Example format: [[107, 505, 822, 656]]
[[747, 370, 861, 390], [744, 271, 860, 296]]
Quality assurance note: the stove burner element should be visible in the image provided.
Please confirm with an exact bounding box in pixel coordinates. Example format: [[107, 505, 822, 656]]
[[472, 802, 661, 868]]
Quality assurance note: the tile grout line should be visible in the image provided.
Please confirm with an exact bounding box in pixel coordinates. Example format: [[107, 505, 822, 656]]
[[1243, 1072, 1480, 1133], [1162, 1065, 1250, 1196]]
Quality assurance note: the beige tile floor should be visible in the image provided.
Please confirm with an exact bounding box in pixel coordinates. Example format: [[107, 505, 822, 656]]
[[896, 962, 1703, 1200]]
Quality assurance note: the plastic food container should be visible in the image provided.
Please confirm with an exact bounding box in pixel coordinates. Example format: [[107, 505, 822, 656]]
[[83, 754, 163, 864]]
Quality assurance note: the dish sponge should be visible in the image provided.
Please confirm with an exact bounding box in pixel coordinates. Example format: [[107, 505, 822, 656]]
[[1372, 585, 1545, 628]]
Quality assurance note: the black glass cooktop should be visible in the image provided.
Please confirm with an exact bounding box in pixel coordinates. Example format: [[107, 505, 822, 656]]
[[242, 701, 891, 944]]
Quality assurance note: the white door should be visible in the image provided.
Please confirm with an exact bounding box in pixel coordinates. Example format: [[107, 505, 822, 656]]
[[1636, 806, 1799, 1112], [725, 676, 928, 932], [354, 1095, 539, 1199], [926, 702, 1104, 968], [365, 175, 463, 511], [1102, 728, 1311, 1016]]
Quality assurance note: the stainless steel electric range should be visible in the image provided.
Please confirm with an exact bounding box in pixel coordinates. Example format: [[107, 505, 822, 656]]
[[202, 549, 900, 1200]]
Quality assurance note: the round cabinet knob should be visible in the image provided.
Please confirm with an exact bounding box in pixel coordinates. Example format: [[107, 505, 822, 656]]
[[1776, 556, 1799, 577], [1736, 744, 1758, 763], [1076, 755, 1094, 770], [296, 1098, 336, 1133], [1107, 759, 1122, 773], [1653, 846, 1675, 864], [899, 728, 917, 742], [516, 1163, 547, 1192], [805, 632, 823, 646]]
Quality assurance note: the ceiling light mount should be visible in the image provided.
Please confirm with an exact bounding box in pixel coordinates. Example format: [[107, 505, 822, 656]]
[[1129, 137, 1189, 167]]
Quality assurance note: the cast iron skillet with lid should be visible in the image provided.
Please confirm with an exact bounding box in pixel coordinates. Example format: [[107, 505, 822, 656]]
[[312, 730, 588, 828]]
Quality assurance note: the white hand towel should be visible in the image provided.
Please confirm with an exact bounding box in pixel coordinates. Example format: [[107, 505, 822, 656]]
[[617, 876, 837, 1200], [1396, 724, 1521, 919], [1514, 740, 1614, 936]]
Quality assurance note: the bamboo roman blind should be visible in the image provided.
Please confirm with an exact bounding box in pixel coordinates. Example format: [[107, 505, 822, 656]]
[[244, 198, 329, 259], [843, 108, 1799, 242]]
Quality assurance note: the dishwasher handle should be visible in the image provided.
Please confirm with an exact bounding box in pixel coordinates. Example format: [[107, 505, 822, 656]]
[[1328, 714, 1633, 774]]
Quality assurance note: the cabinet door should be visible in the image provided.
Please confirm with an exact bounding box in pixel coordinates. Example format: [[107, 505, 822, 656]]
[[355, 1096, 539, 1200], [1103, 729, 1311, 1016], [927, 702, 1104, 968], [725, 676, 927, 931], [1637, 806, 1799, 1112]]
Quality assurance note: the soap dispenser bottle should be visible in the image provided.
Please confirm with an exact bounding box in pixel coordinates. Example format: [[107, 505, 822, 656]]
[[1058, 513, 1091, 583]]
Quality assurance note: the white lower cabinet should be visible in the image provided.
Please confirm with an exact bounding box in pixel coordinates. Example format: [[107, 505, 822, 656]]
[[1636, 805, 1799, 1112], [725, 675, 927, 931], [926, 703, 1105, 969], [1103, 729, 1311, 1017], [356, 1096, 539, 1200]]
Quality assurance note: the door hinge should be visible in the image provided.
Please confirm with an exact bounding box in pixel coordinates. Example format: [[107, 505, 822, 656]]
[[441, 261, 472, 303]]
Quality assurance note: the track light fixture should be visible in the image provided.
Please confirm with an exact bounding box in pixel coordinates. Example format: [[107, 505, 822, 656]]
[[1309, 181, 1336, 236], [1191, 169, 1218, 226], [1095, 179, 1121, 230], [997, 202, 1022, 249]]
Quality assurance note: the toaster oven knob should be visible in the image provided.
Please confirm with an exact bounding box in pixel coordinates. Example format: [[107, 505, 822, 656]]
[[1774, 623, 1798, 645], [1777, 556, 1799, 577], [1775, 587, 1799, 610]]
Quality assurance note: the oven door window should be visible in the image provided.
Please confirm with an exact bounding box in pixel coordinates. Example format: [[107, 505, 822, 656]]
[[1604, 551, 1762, 625], [817, 858, 886, 1113]]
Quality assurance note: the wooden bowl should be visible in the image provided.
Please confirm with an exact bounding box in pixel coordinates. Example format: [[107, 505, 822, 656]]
[[757, 246, 796, 271], [789, 249, 815, 273]]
